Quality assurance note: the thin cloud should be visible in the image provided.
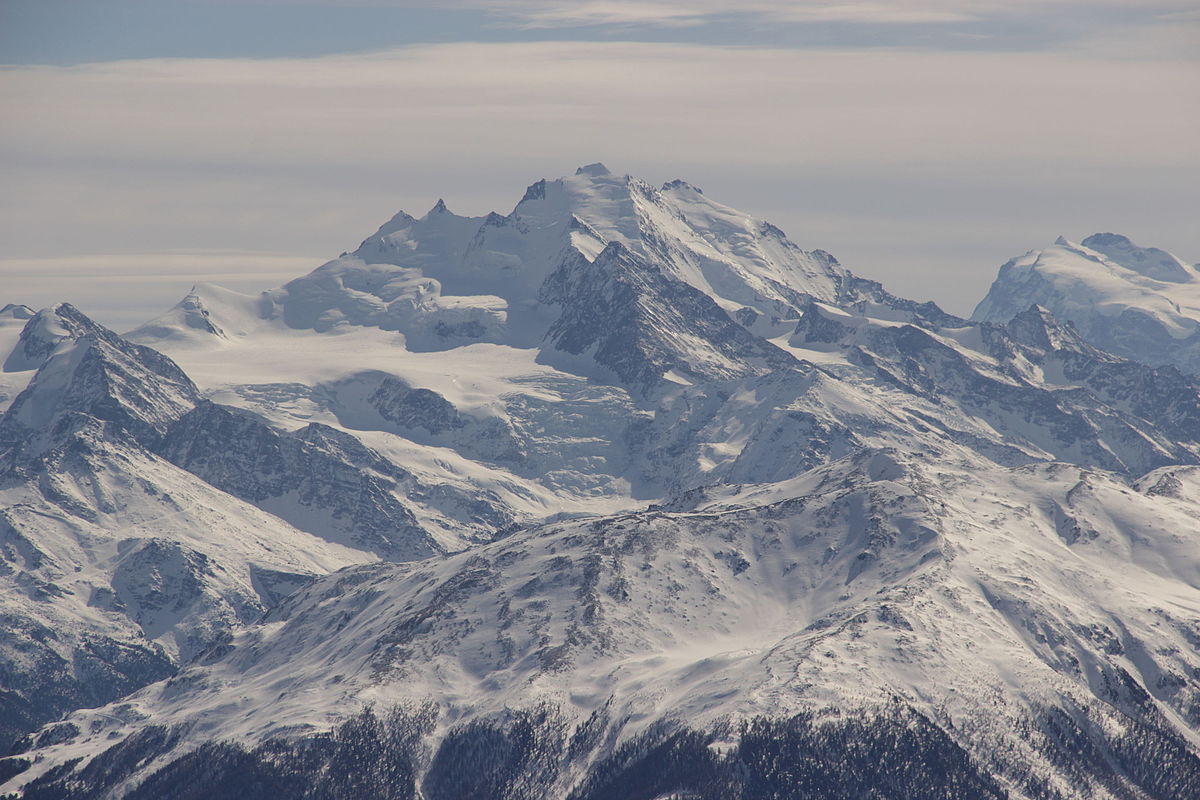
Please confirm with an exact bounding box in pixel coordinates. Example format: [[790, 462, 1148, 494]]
[[495, 1, 975, 28], [2, 42, 1194, 167], [461, 0, 1196, 29], [504, 2, 709, 28], [1, 40, 1196, 318], [0, 253, 316, 332]]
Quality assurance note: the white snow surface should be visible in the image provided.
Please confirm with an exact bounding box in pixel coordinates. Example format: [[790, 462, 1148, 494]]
[[0, 426, 368, 662], [127, 283, 645, 528], [106, 189, 1200, 545], [0, 304, 36, 413]]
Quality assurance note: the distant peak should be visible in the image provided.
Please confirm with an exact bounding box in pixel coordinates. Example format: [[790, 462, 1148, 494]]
[[661, 179, 702, 195], [430, 198, 449, 215], [4, 302, 107, 372], [1015, 304, 1059, 325], [51, 302, 99, 327], [520, 179, 547, 204], [0, 303, 34, 320], [1053, 236, 1071, 247], [1004, 304, 1087, 353], [575, 162, 611, 177], [1082, 232, 1132, 249], [1080, 231, 1193, 283]]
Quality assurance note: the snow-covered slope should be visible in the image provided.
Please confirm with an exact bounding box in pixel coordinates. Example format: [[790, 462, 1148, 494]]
[[0, 305, 497, 750], [973, 234, 1200, 373], [126, 282, 267, 346], [784, 301, 1200, 476], [15, 449, 1200, 798]]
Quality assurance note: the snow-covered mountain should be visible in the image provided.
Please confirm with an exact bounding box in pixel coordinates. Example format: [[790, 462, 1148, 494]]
[[15, 450, 1200, 798], [0, 305, 377, 751], [262, 163, 844, 394], [973, 234, 1200, 374], [4, 167, 1200, 798]]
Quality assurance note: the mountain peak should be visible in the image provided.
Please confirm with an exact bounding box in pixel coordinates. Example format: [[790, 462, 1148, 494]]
[[519, 178, 547, 203], [661, 178, 702, 194], [1002, 303, 1084, 353], [125, 283, 266, 346], [574, 162, 611, 177], [3, 302, 107, 372], [974, 233, 1200, 371], [0, 304, 34, 321], [1082, 232, 1133, 249], [1, 312, 200, 450], [1081, 231, 1194, 283]]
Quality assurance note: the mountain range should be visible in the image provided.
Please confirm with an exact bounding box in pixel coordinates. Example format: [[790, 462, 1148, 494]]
[[1, 165, 1199, 799]]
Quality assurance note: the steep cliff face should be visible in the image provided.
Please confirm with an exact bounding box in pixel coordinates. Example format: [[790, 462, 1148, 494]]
[[538, 241, 799, 394], [158, 402, 443, 561]]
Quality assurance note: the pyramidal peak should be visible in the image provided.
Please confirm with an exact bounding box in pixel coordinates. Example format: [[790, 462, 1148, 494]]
[[574, 161, 611, 176], [661, 178, 703, 194], [0, 304, 34, 321]]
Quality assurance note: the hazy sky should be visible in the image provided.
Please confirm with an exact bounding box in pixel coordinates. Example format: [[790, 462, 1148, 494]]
[[2, 0, 1198, 330]]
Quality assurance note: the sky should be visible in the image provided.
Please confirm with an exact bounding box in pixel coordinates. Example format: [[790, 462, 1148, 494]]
[[1, 0, 1198, 330]]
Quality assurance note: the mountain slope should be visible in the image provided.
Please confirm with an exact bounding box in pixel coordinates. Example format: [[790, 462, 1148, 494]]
[[158, 402, 445, 561], [12, 449, 1200, 798], [0, 307, 451, 751], [787, 300, 1200, 476]]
